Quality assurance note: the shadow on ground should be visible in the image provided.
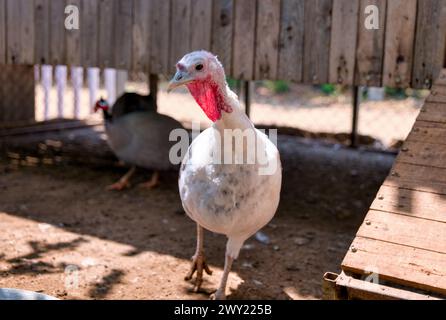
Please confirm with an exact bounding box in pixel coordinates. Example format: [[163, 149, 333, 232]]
[[0, 127, 394, 299]]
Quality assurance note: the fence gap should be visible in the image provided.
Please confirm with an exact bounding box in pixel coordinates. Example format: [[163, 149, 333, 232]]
[[55, 65, 67, 118], [41, 65, 52, 120]]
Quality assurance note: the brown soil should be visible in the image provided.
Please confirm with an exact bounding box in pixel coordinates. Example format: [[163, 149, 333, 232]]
[[0, 128, 394, 300]]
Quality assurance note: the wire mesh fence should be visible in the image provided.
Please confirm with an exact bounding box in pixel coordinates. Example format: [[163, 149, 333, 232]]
[[32, 66, 426, 151]]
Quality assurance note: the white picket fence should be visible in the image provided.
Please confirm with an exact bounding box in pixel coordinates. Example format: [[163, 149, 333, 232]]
[[34, 65, 128, 121]]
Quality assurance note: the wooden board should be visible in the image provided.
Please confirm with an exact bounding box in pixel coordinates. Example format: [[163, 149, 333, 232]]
[[277, 0, 305, 82], [342, 237, 446, 295], [397, 141, 446, 169], [355, 0, 387, 87], [81, 0, 99, 67], [385, 162, 446, 195], [150, 0, 171, 74], [329, 0, 359, 85], [417, 103, 446, 123], [0, 65, 35, 124], [232, 0, 257, 80], [98, 0, 115, 68], [383, 161, 446, 186], [65, 0, 82, 66], [335, 271, 440, 300], [370, 186, 446, 222], [114, 0, 133, 70], [382, 0, 417, 88], [356, 209, 446, 255], [170, 0, 191, 69], [406, 119, 446, 145], [49, 0, 66, 65], [211, 0, 234, 75], [6, 0, 34, 64], [412, 0, 446, 88], [254, 0, 282, 80], [190, 0, 213, 52], [340, 70, 446, 298], [132, 0, 152, 72], [426, 85, 446, 103], [437, 69, 446, 87], [0, 0, 6, 64], [34, 0, 50, 65], [303, 0, 332, 84]]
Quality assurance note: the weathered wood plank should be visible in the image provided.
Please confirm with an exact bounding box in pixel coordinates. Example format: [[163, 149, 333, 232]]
[[336, 271, 441, 300], [65, 0, 82, 66], [355, 0, 387, 87], [329, 0, 359, 85], [81, 0, 98, 67], [0, 65, 35, 124], [255, 0, 281, 80], [0, 0, 6, 64], [382, 0, 417, 88], [277, 0, 304, 82], [303, 0, 333, 84], [150, 0, 171, 74], [342, 237, 446, 295], [6, 0, 35, 64], [384, 166, 446, 201], [370, 185, 446, 222], [426, 85, 446, 103], [49, 0, 66, 65], [386, 161, 446, 187], [170, 0, 191, 68], [412, 0, 446, 89], [132, 0, 152, 72], [114, 0, 133, 69], [358, 209, 446, 252], [406, 120, 446, 145], [417, 103, 446, 123], [98, 0, 116, 68], [211, 0, 234, 75], [398, 140, 446, 169], [34, 0, 50, 64], [232, 0, 257, 80], [190, 0, 213, 52], [435, 69, 446, 86]]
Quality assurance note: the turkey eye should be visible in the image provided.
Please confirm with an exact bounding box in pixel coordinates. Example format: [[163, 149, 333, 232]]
[[195, 64, 203, 71]]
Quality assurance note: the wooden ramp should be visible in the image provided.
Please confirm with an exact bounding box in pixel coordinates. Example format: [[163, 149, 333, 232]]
[[324, 70, 446, 300]]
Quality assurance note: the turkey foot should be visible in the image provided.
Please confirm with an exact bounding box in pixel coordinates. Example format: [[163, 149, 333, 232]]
[[106, 166, 136, 191], [185, 253, 213, 292], [138, 171, 159, 189], [106, 180, 130, 191]]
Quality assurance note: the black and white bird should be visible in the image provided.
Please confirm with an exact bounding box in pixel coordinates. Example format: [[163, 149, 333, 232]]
[[168, 51, 282, 299], [95, 92, 184, 190]]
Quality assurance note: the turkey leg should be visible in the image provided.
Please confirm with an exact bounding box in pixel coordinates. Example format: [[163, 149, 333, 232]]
[[106, 166, 136, 191], [211, 252, 233, 300], [138, 171, 160, 189], [185, 224, 212, 292]]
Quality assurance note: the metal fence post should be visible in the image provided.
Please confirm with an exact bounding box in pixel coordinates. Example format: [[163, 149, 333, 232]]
[[350, 86, 360, 148]]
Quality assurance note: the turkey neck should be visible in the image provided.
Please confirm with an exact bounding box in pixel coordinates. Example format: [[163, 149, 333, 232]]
[[213, 85, 254, 133]]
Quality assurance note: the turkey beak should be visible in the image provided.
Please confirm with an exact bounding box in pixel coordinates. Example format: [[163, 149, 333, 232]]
[[167, 70, 193, 93]]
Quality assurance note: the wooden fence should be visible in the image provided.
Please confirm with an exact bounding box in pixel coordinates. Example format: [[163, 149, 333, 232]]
[[0, 0, 446, 89]]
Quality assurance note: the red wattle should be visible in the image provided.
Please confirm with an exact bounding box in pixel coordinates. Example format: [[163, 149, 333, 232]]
[[187, 79, 227, 122]]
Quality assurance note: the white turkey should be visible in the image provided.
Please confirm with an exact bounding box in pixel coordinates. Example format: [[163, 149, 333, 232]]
[[168, 51, 282, 299], [94, 92, 184, 190]]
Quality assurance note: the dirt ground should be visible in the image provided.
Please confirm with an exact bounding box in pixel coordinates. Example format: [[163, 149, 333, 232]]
[[0, 129, 394, 300]]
